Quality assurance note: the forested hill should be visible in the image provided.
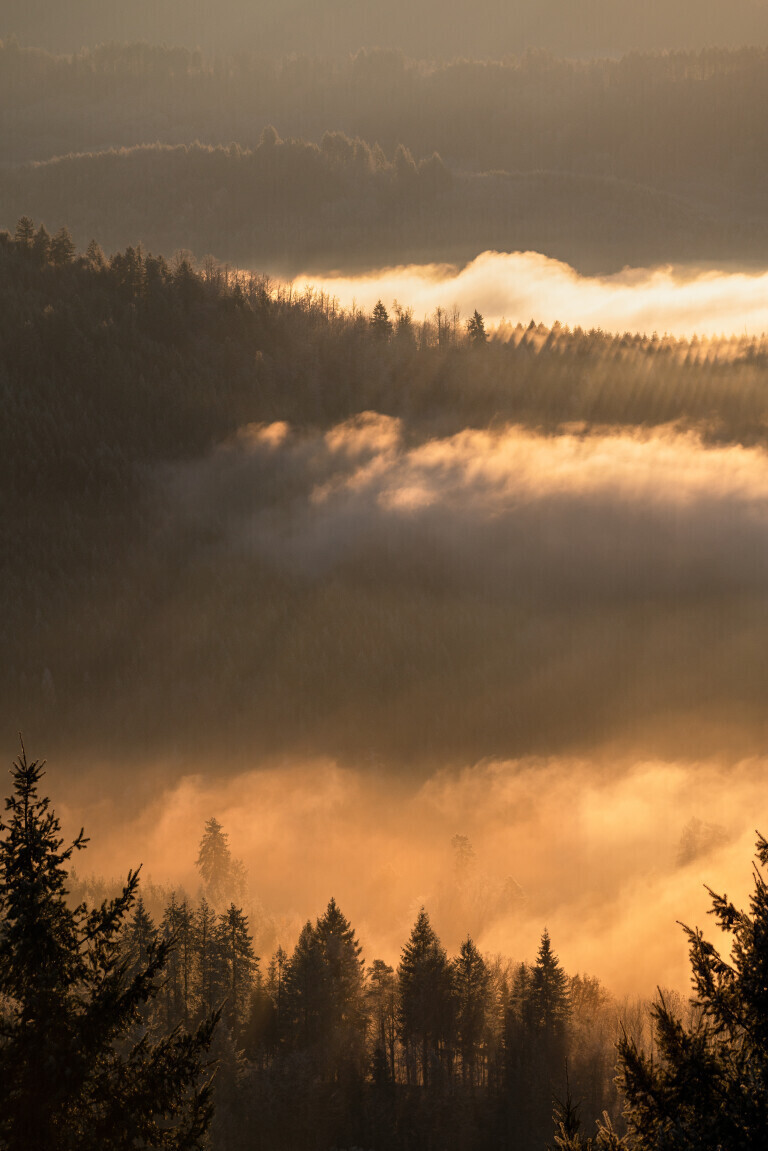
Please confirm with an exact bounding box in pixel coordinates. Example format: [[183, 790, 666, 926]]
[[5, 43, 768, 272], [5, 223, 768, 770], [5, 0, 768, 58], [2, 141, 727, 276]]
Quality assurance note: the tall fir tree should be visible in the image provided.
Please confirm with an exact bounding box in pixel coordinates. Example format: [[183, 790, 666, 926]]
[[612, 832, 768, 1149], [397, 907, 455, 1087], [0, 745, 217, 1150], [196, 818, 232, 906], [160, 893, 196, 1029], [216, 903, 259, 1037], [453, 937, 490, 1086]]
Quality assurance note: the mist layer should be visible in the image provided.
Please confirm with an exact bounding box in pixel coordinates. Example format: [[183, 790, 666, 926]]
[[293, 251, 768, 337]]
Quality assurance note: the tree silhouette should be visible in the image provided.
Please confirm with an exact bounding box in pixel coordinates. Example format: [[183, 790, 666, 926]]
[[0, 744, 217, 1150], [370, 300, 393, 339], [453, 936, 490, 1085], [398, 907, 455, 1087], [467, 310, 488, 345], [196, 817, 232, 905], [615, 832, 768, 1148]]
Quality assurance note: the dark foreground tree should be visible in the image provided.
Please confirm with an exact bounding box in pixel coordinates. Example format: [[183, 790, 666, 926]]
[[614, 830, 768, 1150], [0, 744, 218, 1150], [556, 832, 768, 1150]]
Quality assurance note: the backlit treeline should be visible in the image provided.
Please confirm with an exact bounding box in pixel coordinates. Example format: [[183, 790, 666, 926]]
[[122, 818, 620, 1151]]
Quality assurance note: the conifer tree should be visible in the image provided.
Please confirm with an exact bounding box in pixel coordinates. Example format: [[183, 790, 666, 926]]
[[531, 930, 571, 1040], [367, 959, 397, 1083], [397, 908, 455, 1087], [453, 937, 490, 1085], [50, 225, 76, 267], [13, 216, 34, 249], [160, 893, 195, 1029], [32, 223, 51, 264], [370, 300, 393, 339], [196, 817, 247, 907], [0, 745, 217, 1150], [123, 894, 158, 981], [613, 832, 768, 1149], [467, 309, 488, 345], [216, 903, 259, 1036], [283, 919, 325, 1047], [193, 896, 223, 1020]]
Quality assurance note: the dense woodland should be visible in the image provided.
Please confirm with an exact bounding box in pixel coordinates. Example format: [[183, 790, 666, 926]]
[[86, 815, 624, 1151], [5, 6, 768, 1147], [5, 43, 768, 269], [5, 750, 768, 1150], [6, 224, 768, 766]]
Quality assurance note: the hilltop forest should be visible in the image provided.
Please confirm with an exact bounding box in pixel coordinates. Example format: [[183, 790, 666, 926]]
[[6, 224, 768, 767], [5, 42, 768, 271]]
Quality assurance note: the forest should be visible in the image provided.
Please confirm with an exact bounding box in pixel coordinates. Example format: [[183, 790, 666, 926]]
[[5, 42, 768, 271], [5, 224, 768, 768], [4, 741, 768, 1150], [5, 1, 768, 1143]]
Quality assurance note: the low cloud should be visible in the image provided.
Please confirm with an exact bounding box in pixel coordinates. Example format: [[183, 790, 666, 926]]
[[63, 751, 767, 998], [292, 250, 768, 337]]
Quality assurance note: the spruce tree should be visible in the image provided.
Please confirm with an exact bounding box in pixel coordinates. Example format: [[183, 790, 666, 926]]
[[50, 225, 76, 267], [397, 907, 455, 1087], [370, 300, 393, 339], [160, 893, 195, 1029], [614, 832, 768, 1149], [196, 818, 231, 904], [216, 903, 259, 1037], [0, 744, 217, 1150], [467, 309, 488, 345], [453, 937, 490, 1085], [531, 930, 571, 1040], [123, 894, 158, 981]]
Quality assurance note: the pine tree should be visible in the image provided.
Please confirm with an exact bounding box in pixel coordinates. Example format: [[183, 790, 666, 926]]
[[160, 893, 195, 1029], [397, 907, 455, 1087], [13, 216, 35, 249], [367, 959, 397, 1083], [370, 299, 393, 339], [283, 919, 325, 1047], [196, 817, 232, 906], [315, 897, 367, 1078], [0, 744, 217, 1150], [193, 896, 224, 1020], [123, 894, 158, 981], [467, 309, 488, 345], [531, 930, 571, 1039], [505, 936, 572, 1151], [32, 224, 51, 264], [216, 903, 259, 1037], [50, 226, 76, 267], [453, 937, 490, 1085], [614, 832, 768, 1149]]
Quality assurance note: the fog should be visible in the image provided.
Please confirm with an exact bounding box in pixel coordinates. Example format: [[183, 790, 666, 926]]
[[294, 251, 768, 338], [35, 412, 768, 994], [58, 750, 768, 998]]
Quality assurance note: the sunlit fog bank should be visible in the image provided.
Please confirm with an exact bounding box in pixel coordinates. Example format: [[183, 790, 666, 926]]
[[46, 412, 768, 996], [58, 752, 768, 998], [292, 251, 768, 338]]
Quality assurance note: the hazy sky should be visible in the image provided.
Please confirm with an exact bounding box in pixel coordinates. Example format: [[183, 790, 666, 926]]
[[59, 749, 768, 998], [7, 0, 768, 57]]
